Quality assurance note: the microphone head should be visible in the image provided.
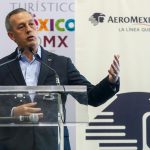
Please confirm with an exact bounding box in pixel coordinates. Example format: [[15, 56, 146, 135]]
[[28, 47, 33, 53], [20, 48, 25, 53]]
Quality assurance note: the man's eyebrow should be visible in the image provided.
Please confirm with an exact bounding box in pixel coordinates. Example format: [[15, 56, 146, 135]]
[[29, 19, 34, 22]]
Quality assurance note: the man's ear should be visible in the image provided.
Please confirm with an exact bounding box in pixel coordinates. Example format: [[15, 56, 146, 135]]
[[8, 32, 15, 41]]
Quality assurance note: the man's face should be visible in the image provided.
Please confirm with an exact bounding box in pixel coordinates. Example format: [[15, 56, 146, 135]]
[[8, 11, 38, 48]]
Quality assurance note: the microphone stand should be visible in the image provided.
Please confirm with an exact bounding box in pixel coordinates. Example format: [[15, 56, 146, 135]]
[[0, 48, 24, 67], [28, 47, 64, 150], [28, 48, 60, 85], [0, 54, 20, 67]]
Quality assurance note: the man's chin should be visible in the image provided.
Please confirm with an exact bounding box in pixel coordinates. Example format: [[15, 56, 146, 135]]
[[27, 42, 38, 48]]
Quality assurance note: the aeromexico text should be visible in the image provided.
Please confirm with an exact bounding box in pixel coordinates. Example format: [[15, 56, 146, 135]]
[[107, 16, 150, 23]]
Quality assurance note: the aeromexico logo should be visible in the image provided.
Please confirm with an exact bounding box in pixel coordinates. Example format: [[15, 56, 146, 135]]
[[89, 12, 150, 26], [86, 92, 150, 150], [89, 13, 106, 26]]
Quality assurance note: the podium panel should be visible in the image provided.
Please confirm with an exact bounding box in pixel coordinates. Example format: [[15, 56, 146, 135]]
[[0, 86, 88, 150]]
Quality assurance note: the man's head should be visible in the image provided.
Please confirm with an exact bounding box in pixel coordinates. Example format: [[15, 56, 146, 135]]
[[5, 8, 38, 49]]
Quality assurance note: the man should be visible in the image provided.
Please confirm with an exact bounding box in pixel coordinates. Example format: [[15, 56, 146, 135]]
[[0, 8, 120, 150]]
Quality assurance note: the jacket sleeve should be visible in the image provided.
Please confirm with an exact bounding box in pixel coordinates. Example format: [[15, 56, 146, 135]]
[[88, 76, 120, 106], [66, 57, 120, 107]]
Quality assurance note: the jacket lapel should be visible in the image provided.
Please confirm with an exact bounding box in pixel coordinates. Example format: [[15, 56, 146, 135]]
[[37, 48, 55, 85], [8, 51, 26, 85], [7, 48, 55, 85]]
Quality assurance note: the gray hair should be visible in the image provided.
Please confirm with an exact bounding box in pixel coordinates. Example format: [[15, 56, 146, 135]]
[[5, 8, 32, 32]]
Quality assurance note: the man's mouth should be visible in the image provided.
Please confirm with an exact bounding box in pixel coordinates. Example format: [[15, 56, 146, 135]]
[[27, 36, 35, 41]]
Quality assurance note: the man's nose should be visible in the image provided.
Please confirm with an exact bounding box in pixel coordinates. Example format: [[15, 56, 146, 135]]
[[25, 24, 32, 33]]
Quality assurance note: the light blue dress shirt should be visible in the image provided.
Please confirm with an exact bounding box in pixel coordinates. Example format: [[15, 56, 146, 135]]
[[19, 47, 41, 101]]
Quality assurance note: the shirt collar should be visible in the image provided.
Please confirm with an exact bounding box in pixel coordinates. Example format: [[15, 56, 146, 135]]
[[18, 46, 41, 62]]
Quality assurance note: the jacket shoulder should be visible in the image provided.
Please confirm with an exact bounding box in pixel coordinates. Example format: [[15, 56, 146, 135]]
[[42, 49, 70, 62]]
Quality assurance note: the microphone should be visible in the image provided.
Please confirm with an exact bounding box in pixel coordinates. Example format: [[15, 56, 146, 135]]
[[0, 113, 39, 124], [28, 47, 65, 123], [0, 48, 24, 67], [28, 47, 60, 85]]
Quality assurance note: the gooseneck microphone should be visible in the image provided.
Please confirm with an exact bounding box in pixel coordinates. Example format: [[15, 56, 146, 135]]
[[0, 48, 24, 67], [0, 114, 39, 124], [28, 47, 61, 85], [28, 47, 65, 124]]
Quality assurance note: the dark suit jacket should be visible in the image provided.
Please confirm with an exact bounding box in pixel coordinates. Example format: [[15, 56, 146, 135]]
[[0, 47, 119, 150]]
